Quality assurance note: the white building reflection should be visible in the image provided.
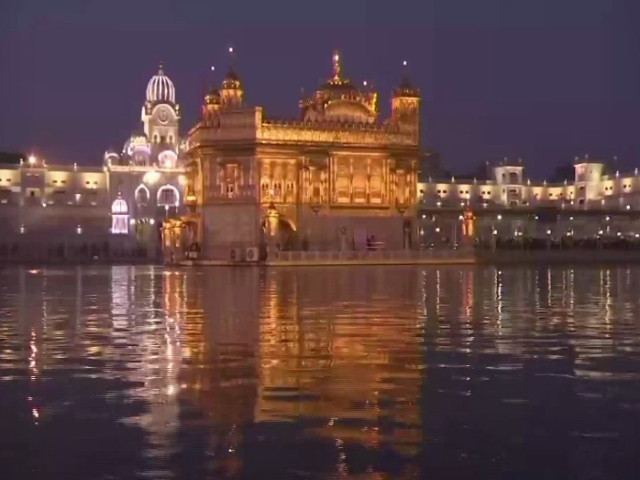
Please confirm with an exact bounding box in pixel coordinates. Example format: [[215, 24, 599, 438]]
[[109, 266, 184, 466]]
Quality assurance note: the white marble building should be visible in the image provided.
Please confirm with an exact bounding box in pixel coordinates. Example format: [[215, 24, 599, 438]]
[[0, 65, 187, 262]]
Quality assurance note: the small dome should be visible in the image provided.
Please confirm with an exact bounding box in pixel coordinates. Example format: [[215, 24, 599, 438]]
[[221, 66, 241, 90], [104, 149, 119, 161], [393, 63, 420, 98], [158, 149, 178, 169], [146, 63, 176, 104], [123, 134, 150, 156], [205, 87, 221, 105], [301, 50, 377, 124]]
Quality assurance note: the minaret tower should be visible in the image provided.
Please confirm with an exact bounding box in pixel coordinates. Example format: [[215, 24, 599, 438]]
[[141, 63, 180, 151], [219, 47, 244, 108], [391, 60, 421, 142]]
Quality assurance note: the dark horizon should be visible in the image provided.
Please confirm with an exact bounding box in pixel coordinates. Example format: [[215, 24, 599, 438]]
[[1, 0, 638, 179]]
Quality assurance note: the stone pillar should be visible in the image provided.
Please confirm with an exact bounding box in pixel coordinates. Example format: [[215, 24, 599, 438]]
[[339, 227, 348, 252]]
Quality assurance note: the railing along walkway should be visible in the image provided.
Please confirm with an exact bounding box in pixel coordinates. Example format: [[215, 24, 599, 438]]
[[268, 248, 475, 265]]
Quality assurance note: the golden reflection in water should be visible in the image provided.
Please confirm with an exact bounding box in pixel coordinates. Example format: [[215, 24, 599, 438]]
[[5, 265, 640, 479], [29, 327, 39, 424], [495, 269, 503, 334], [177, 267, 422, 479], [179, 268, 261, 478], [258, 268, 421, 477]]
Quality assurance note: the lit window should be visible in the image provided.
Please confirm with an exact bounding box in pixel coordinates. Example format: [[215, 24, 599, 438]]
[[111, 215, 129, 235], [157, 185, 179, 206], [111, 198, 129, 235], [111, 198, 128, 214]]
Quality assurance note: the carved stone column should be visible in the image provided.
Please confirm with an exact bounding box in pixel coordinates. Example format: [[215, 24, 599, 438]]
[[366, 158, 371, 204], [330, 156, 337, 203]]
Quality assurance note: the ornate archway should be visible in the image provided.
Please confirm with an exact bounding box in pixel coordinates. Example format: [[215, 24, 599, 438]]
[[261, 203, 297, 250], [134, 184, 151, 206]]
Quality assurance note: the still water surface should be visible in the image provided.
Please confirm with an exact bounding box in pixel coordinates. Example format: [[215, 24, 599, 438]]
[[1, 265, 640, 479]]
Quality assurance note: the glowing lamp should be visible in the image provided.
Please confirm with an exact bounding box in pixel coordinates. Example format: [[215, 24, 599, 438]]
[[143, 170, 160, 185]]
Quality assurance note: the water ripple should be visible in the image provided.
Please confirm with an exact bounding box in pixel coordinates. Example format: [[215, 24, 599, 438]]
[[0, 265, 640, 479]]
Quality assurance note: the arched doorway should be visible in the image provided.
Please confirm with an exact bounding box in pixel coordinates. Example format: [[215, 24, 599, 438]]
[[261, 208, 298, 251]]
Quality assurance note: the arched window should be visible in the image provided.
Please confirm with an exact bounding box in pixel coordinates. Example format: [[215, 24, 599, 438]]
[[111, 198, 129, 234], [134, 184, 150, 206], [111, 198, 128, 214], [157, 185, 179, 207]]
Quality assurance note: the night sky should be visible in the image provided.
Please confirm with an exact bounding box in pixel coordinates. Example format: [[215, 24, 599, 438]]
[[1, 0, 638, 178]]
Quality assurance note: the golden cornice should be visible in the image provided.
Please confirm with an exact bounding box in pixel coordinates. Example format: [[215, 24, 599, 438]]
[[327, 203, 391, 210], [258, 123, 417, 147]]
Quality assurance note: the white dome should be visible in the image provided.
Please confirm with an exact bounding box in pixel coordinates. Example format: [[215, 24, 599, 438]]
[[146, 63, 176, 104]]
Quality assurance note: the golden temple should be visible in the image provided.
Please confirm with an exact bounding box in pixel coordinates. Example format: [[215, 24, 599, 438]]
[[176, 50, 422, 260]]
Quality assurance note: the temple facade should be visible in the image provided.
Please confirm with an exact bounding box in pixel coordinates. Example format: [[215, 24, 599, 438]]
[[179, 52, 421, 260]]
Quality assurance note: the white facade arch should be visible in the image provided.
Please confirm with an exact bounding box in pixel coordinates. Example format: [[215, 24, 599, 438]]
[[134, 184, 151, 204], [111, 198, 128, 214], [111, 198, 129, 234], [157, 184, 180, 207]]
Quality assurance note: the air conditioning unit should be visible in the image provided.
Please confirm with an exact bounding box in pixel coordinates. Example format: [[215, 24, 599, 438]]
[[229, 247, 242, 262], [245, 247, 259, 262]]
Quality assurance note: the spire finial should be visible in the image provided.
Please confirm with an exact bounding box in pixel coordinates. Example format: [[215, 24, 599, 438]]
[[332, 50, 341, 81], [227, 45, 235, 68], [158, 62, 164, 74], [225, 45, 237, 77], [401, 60, 410, 79]]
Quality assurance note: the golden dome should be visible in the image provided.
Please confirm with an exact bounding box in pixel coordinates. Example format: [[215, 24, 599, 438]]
[[323, 100, 374, 123], [204, 87, 221, 105], [301, 51, 377, 124], [221, 66, 241, 90]]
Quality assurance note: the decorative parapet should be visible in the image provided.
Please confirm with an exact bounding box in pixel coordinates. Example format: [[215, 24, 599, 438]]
[[107, 165, 186, 173], [257, 119, 417, 147], [187, 104, 419, 148]]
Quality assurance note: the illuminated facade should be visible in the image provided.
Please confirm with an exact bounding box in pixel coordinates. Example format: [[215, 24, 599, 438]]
[[180, 51, 420, 259], [0, 64, 186, 261], [418, 158, 640, 209], [417, 158, 640, 244]]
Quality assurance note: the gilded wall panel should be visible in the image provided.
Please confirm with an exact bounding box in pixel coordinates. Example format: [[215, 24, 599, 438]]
[[311, 168, 322, 202], [369, 157, 384, 204], [352, 159, 368, 204], [334, 157, 350, 204]]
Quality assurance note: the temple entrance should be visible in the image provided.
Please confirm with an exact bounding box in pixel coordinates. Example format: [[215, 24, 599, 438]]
[[261, 217, 297, 251]]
